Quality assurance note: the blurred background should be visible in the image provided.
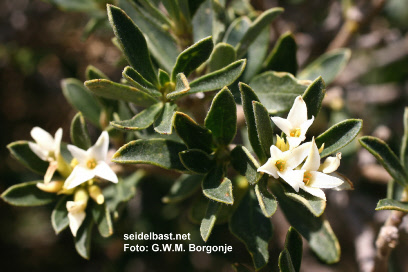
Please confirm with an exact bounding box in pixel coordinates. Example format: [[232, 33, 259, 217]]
[[1, 0, 408, 271]]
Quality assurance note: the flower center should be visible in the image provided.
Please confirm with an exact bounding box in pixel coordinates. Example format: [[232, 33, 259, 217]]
[[303, 171, 312, 185], [290, 128, 301, 137], [86, 158, 97, 169], [275, 160, 286, 172]]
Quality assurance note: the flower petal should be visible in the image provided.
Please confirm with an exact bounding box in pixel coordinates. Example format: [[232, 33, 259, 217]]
[[271, 117, 292, 135], [258, 158, 279, 179], [300, 116, 314, 137], [320, 153, 342, 173], [31, 127, 55, 151], [309, 171, 344, 188], [53, 128, 63, 157], [284, 142, 311, 169], [301, 186, 326, 200], [302, 139, 320, 172], [67, 210, 86, 237], [28, 142, 49, 161], [88, 131, 109, 162], [67, 145, 88, 164], [287, 96, 307, 127], [270, 144, 283, 158], [44, 161, 58, 184], [278, 169, 304, 192], [286, 136, 304, 149], [94, 161, 118, 183], [64, 166, 95, 189]]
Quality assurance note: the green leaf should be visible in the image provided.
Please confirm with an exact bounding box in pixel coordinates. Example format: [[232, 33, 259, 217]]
[[158, 69, 170, 87], [359, 136, 408, 186], [204, 87, 237, 145], [191, 0, 212, 42], [230, 190, 273, 271], [255, 177, 277, 217], [202, 166, 233, 204], [123, 1, 178, 72], [236, 8, 284, 58], [188, 59, 246, 94], [376, 198, 408, 212], [70, 112, 91, 150], [75, 216, 93, 260], [166, 73, 190, 100], [1, 181, 57, 206], [316, 119, 363, 158], [239, 83, 266, 163], [174, 112, 214, 153], [302, 76, 326, 119], [208, 43, 237, 72], [253, 101, 274, 158], [86, 65, 109, 80], [230, 145, 262, 185], [249, 71, 309, 114], [7, 141, 49, 175], [243, 26, 269, 82], [179, 149, 215, 174], [162, 174, 201, 203], [51, 195, 70, 234], [171, 36, 214, 81], [122, 66, 161, 97], [271, 181, 340, 264], [104, 170, 144, 212], [298, 48, 351, 85], [200, 201, 221, 241], [188, 0, 206, 17], [110, 103, 163, 131], [107, 5, 158, 86], [112, 139, 187, 172], [223, 17, 251, 47], [85, 79, 158, 107], [91, 203, 113, 238], [263, 31, 297, 75], [154, 102, 178, 134], [61, 78, 102, 127], [282, 183, 326, 217], [401, 107, 408, 168], [137, 0, 173, 27], [46, 0, 100, 12], [284, 227, 303, 272], [279, 249, 296, 272]]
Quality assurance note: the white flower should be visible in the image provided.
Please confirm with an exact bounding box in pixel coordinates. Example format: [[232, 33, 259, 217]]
[[271, 96, 314, 149], [64, 131, 118, 189], [66, 189, 88, 237], [292, 139, 344, 200], [28, 127, 62, 162], [28, 127, 63, 184], [257, 142, 311, 191]]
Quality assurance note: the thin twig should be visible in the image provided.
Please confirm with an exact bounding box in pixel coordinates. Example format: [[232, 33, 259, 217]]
[[372, 191, 408, 272], [327, 0, 386, 51]]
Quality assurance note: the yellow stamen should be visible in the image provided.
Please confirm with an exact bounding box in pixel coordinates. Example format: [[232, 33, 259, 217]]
[[289, 128, 301, 137], [275, 160, 286, 172], [303, 171, 312, 185], [86, 158, 97, 169]]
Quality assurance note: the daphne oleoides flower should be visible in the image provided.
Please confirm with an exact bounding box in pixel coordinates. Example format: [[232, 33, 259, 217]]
[[257, 141, 311, 192], [66, 188, 88, 237], [271, 96, 314, 149], [64, 131, 118, 190]]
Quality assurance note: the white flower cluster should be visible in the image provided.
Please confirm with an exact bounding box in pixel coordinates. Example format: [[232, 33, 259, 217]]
[[29, 128, 118, 236], [257, 96, 344, 200]]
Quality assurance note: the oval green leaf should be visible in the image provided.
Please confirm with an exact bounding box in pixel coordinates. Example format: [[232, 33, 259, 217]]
[[7, 141, 49, 175], [1, 181, 57, 206]]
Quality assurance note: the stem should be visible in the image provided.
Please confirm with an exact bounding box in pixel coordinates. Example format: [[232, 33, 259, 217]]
[[372, 189, 408, 272], [327, 0, 386, 51]]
